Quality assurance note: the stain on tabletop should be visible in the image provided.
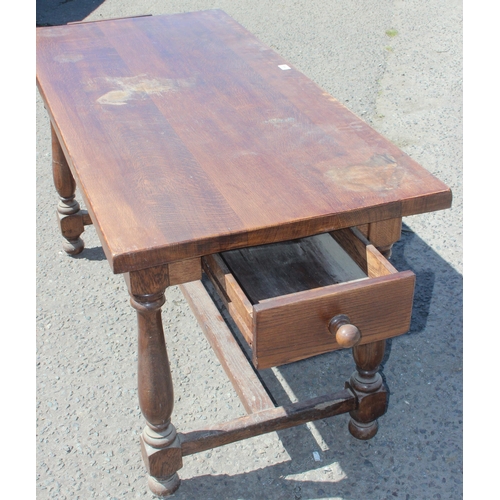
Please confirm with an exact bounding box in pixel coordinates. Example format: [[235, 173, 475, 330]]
[[93, 74, 197, 105], [321, 153, 405, 192]]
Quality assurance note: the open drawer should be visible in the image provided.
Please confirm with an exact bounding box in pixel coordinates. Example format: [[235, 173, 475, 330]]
[[202, 227, 415, 370]]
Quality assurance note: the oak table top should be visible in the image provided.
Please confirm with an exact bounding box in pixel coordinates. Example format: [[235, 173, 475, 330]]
[[36, 9, 452, 274]]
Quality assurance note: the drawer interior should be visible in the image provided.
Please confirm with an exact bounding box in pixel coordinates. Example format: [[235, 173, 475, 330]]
[[221, 233, 368, 304]]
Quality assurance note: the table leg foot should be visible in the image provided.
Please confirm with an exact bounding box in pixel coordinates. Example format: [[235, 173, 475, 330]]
[[147, 473, 181, 497], [62, 240, 84, 256], [61, 232, 84, 256], [140, 423, 183, 493], [57, 200, 86, 256], [347, 340, 387, 440], [142, 424, 182, 497], [51, 123, 86, 255], [348, 418, 379, 440]]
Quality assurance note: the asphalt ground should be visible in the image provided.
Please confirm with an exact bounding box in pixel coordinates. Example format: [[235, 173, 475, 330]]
[[33, 1, 464, 499]]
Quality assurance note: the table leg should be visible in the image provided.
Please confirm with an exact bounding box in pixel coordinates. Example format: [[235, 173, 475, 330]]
[[358, 218, 402, 258], [127, 269, 182, 497], [51, 123, 86, 255], [347, 340, 387, 440]]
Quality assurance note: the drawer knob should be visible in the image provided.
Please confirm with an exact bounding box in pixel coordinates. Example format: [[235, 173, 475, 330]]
[[328, 314, 361, 348]]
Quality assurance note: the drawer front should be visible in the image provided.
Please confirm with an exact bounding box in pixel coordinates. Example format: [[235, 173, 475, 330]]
[[252, 270, 415, 369]]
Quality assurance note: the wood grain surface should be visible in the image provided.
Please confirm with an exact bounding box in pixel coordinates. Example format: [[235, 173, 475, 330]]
[[36, 10, 452, 273]]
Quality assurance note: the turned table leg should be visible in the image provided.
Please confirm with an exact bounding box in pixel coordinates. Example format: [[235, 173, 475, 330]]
[[358, 218, 402, 259], [347, 340, 387, 440], [126, 268, 182, 497], [51, 124, 86, 255]]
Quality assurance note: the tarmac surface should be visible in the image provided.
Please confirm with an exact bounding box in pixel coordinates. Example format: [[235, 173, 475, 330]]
[[36, 1, 463, 499]]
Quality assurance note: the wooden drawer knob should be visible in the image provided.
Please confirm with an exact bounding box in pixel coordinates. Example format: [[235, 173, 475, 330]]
[[328, 314, 361, 348]]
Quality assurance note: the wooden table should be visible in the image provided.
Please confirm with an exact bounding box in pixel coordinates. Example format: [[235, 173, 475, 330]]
[[36, 10, 452, 497]]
